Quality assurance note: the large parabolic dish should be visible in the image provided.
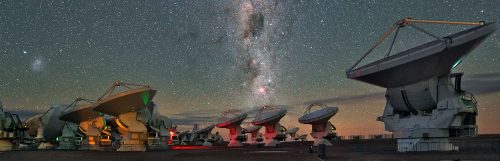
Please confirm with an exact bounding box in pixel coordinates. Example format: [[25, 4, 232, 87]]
[[59, 98, 100, 124], [194, 124, 215, 135], [346, 22, 496, 88], [60, 104, 99, 123], [285, 127, 299, 134], [299, 105, 338, 124], [245, 125, 262, 133], [26, 104, 66, 141], [191, 124, 216, 146], [24, 114, 43, 137], [93, 83, 157, 116], [216, 110, 247, 128], [251, 106, 287, 126], [41, 105, 66, 140]]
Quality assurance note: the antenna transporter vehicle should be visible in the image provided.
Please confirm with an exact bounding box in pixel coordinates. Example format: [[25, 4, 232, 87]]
[[346, 18, 496, 152]]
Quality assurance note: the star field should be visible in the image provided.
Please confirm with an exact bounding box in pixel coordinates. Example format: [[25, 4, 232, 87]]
[[0, 0, 499, 137]]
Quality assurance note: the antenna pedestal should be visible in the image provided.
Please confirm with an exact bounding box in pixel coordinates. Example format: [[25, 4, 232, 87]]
[[227, 126, 245, 147], [285, 127, 299, 142], [247, 131, 261, 145], [286, 134, 295, 142], [36, 126, 55, 150], [80, 120, 101, 150], [159, 128, 170, 147], [146, 123, 169, 149], [116, 112, 147, 151], [147, 120, 170, 149], [311, 121, 335, 146], [146, 131, 165, 150], [244, 126, 262, 145], [159, 121, 171, 146], [378, 75, 478, 152], [199, 133, 214, 146], [262, 123, 285, 147], [179, 133, 189, 145], [57, 123, 79, 150]]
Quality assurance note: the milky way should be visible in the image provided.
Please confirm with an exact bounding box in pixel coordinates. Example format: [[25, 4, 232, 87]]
[[230, 0, 290, 106]]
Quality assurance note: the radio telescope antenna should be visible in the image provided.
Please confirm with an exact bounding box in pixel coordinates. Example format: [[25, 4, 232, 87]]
[[251, 105, 287, 147], [346, 18, 495, 152], [299, 103, 338, 146]]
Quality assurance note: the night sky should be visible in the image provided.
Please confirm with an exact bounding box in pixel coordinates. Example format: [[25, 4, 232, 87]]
[[1, 0, 499, 138]]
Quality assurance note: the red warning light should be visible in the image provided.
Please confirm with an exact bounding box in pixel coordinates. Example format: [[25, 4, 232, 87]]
[[170, 145, 210, 150]]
